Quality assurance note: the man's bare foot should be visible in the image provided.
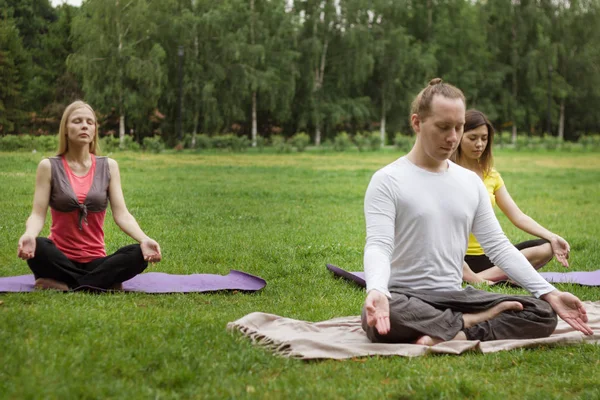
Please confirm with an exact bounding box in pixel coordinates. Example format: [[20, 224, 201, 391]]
[[110, 282, 123, 291], [415, 331, 467, 346], [463, 301, 523, 329], [34, 278, 69, 291], [415, 335, 443, 346]]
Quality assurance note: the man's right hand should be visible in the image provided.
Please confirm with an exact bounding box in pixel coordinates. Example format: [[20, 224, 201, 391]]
[[17, 234, 36, 260], [365, 290, 390, 335]]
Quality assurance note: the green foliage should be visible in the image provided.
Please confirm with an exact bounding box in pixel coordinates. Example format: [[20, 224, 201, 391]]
[[271, 134, 292, 153], [579, 135, 600, 151], [182, 133, 212, 150], [353, 133, 369, 152], [496, 131, 513, 147], [232, 135, 250, 152], [289, 132, 310, 152], [333, 132, 353, 152], [182, 133, 193, 149], [210, 134, 249, 153], [4, 0, 600, 142], [142, 135, 165, 154], [543, 135, 561, 150], [68, 0, 166, 139], [195, 134, 212, 150], [0, 134, 55, 152], [367, 131, 382, 151], [353, 131, 381, 152], [0, 17, 30, 133], [0, 135, 33, 151], [100, 135, 140, 153], [255, 135, 267, 152], [99, 136, 121, 153], [514, 135, 529, 151], [32, 135, 57, 152], [121, 135, 141, 151], [394, 133, 415, 152]]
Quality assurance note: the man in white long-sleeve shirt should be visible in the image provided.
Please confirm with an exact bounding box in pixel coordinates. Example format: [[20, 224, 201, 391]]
[[362, 78, 592, 345]]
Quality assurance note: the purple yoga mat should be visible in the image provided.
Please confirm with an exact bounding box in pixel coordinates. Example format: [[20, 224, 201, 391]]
[[539, 270, 600, 286], [327, 263, 600, 287], [0, 270, 266, 293], [327, 264, 365, 288]]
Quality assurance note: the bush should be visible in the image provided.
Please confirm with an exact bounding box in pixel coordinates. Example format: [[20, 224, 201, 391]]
[[210, 134, 249, 152], [579, 134, 600, 151], [394, 134, 414, 152], [211, 134, 236, 150], [232, 135, 250, 152], [32, 135, 57, 152], [368, 131, 382, 151], [561, 141, 583, 152], [194, 134, 212, 150], [333, 132, 353, 152], [100, 136, 120, 153], [121, 135, 140, 151], [183, 133, 211, 150], [497, 131, 512, 147], [0, 134, 56, 152], [143, 135, 165, 153], [0, 135, 34, 151], [271, 134, 292, 153], [543, 135, 561, 150], [353, 133, 369, 152], [256, 135, 267, 152], [528, 136, 543, 149], [290, 132, 310, 152], [182, 133, 193, 149], [514, 135, 529, 151]]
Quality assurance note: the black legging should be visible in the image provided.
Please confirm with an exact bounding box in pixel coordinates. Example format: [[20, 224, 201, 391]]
[[27, 237, 148, 289], [464, 238, 550, 274]]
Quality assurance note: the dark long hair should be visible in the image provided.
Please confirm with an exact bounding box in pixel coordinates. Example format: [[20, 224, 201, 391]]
[[452, 109, 495, 177]]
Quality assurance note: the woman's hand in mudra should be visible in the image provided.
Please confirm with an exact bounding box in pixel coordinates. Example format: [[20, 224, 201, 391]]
[[141, 238, 162, 263], [17, 234, 36, 260]]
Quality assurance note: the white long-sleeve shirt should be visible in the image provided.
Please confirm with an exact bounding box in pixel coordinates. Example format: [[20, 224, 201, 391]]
[[364, 157, 555, 298]]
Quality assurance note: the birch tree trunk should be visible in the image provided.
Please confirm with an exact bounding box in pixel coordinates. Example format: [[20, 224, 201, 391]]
[[117, 0, 125, 148], [314, 38, 328, 146], [250, 0, 257, 147], [380, 94, 386, 148], [251, 91, 257, 147], [558, 99, 565, 140], [511, 19, 518, 145]]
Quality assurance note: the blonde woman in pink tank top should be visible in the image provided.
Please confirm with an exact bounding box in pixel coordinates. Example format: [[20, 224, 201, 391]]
[[17, 101, 162, 291]]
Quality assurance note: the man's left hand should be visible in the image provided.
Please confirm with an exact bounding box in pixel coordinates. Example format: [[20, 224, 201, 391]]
[[542, 290, 593, 335]]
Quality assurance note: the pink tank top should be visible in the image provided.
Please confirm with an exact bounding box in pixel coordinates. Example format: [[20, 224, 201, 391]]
[[48, 155, 108, 262]]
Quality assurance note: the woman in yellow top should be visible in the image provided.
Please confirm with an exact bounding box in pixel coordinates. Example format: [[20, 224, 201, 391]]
[[452, 109, 570, 284]]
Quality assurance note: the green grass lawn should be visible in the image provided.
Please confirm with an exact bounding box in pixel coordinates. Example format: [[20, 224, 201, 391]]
[[1, 149, 599, 399]]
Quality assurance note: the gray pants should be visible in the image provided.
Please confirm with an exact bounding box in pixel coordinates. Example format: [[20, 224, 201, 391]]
[[362, 286, 558, 343]]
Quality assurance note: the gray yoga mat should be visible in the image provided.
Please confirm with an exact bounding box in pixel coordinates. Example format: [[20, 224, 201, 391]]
[[326, 263, 600, 287], [0, 270, 266, 293]]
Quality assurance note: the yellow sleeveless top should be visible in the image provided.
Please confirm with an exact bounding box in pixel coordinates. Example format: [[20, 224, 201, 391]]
[[466, 168, 505, 256]]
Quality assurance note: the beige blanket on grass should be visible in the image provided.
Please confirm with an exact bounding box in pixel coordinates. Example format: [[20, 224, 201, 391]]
[[227, 301, 600, 359]]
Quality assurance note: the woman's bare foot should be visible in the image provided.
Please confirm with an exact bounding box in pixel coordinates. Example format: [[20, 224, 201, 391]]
[[463, 301, 523, 329], [34, 278, 69, 291]]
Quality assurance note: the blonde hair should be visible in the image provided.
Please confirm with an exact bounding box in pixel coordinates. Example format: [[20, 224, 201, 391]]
[[410, 78, 466, 124], [57, 100, 101, 155]]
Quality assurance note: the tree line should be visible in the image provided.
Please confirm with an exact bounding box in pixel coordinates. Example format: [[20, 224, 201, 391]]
[[2, 0, 600, 146]]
